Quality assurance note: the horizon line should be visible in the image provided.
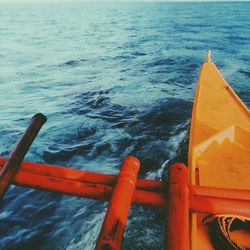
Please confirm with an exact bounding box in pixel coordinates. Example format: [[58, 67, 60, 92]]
[[1, 0, 250, 3]]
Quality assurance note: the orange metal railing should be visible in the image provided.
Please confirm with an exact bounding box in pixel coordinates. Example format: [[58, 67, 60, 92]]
[[1, 114, 250, 250], [1, 157, 250, 249]]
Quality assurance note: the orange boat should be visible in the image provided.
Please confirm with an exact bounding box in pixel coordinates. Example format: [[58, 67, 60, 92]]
[[188, 51, 250, 250]]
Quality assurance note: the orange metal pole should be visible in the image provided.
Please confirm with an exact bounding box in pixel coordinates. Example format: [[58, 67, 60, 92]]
[[133, 189, 167, 208], [1, 162, 166, 207], [167, 163, 189, 250], [0, 157, 164, 193], [95, 156, 140, 250], [1, 159, 250, 217], [14, 170, 113, 201], [10, 168, 250, 217]]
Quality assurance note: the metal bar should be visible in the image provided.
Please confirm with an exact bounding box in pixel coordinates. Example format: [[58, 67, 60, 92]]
[[1, 159, 250, 217], [0, 157, 164, 193], [0, 113, 47, 200], [166, 163, 189, 250], [9, 165, 166, 207], [96, 156, 140, 250]]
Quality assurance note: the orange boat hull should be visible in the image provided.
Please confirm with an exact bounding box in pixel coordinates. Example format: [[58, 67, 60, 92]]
[[188, 52, 250, 249]]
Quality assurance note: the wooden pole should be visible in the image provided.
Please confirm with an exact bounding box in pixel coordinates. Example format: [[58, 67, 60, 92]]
[[0, 113, 46, 200]]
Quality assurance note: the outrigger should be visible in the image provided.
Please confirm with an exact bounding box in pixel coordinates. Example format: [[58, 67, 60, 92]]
[[0, 51, 250, 249]]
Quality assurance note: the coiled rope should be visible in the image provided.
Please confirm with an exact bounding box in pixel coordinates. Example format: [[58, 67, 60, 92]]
[[203, 214, 250, 250]]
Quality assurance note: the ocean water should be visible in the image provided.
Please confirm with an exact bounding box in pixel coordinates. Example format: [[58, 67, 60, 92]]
[[0, 2, 250, 249]]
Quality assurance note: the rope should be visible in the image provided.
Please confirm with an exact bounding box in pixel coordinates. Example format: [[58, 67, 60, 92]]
[[203, 214, 250, 250]]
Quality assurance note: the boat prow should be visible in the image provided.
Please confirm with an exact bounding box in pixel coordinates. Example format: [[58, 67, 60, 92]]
[[188, 51, 250, 249]]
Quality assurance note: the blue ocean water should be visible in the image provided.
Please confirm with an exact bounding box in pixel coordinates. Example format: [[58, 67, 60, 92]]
[[0, 2, 250, 249]]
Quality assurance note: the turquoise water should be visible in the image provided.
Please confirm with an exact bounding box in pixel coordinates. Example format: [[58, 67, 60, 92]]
[[0, 2, 250, 249]]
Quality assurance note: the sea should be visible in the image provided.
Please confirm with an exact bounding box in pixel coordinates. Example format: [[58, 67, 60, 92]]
[[0, 1, 250, 249]]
